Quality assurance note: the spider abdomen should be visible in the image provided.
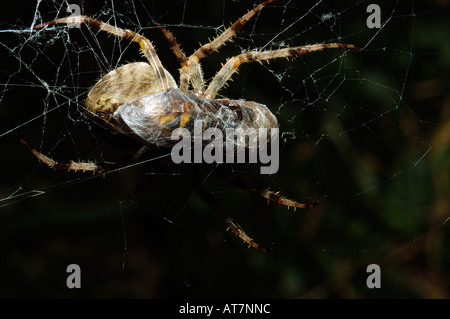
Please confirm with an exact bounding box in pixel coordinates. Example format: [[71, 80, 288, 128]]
[[113, 88, 278, 148]]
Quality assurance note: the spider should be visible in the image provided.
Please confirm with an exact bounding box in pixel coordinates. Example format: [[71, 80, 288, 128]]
[[23, 0, 359, 252]]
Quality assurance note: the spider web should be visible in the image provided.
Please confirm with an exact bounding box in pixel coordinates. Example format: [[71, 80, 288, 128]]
[[0, 0, 448, 298]]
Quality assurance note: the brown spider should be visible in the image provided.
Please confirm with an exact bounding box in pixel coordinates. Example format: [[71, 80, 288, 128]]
[[23, 0, 359, 251]]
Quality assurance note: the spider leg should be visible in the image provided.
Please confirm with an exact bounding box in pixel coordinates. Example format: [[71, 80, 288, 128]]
[[183, 0, 278, 94], [33, 16, 172, 90], [231, 177, 318, 210], [258, 189, 319, 210], [204, 43, 360, 99], [20, 138, 101, 172], [155, 23, 188, 68], [20, 138, 148, 174], [196, 185, 269, 252], [155, 23, 192, 91]]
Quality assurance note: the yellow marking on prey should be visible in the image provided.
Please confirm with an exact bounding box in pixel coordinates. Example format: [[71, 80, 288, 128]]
[[179, 113, 191, 128], [159, 112, 178, 124], [202, 116, 209, 134]]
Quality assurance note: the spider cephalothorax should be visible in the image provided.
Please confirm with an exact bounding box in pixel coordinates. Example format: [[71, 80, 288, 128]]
[[24, 0, 359, 251]]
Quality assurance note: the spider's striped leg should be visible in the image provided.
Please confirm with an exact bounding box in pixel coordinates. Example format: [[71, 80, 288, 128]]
[[155, 23, 188, 68], [155, 23, 191, 90], [20, 138, 148, 174], [183, 0, 278, 93], [195, 183, 269, 252], [257, 189, 319, 210], [204, 43, 360, 99], [20, 138, 102, 172], [33, 16, 172, 90], [231, 177, 318, 210]]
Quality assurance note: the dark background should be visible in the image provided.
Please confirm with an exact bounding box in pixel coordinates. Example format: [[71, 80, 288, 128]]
[[0, 0, 448, 298]]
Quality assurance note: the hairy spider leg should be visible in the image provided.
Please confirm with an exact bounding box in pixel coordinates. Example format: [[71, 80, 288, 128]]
[[19, 138, 100, 172], [258, 188, 319, 209], [20, 138, 148, 174], [33, 16, 172, 90], [154, 22, 192, 93], [180, 0, 278, 94], [205, 43, 360, 99], [155, 23, 188, 68], [195, 184, 269, 252], [231, 177, 319, 210]]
